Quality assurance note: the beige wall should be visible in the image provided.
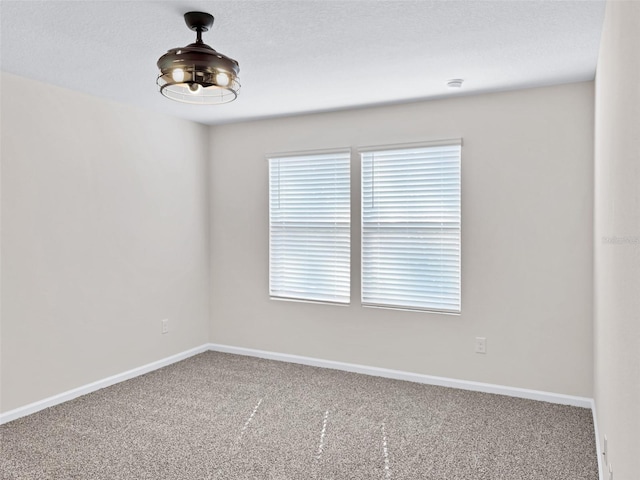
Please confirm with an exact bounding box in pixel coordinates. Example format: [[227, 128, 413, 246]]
[[0, 74, 596, 414], [594, 1, 640, 478], [0, 73, 210, 412], [209, 83, 594, 397]]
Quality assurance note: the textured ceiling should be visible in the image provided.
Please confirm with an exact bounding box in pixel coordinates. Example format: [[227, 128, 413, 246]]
[[1, 0, 606, 125]]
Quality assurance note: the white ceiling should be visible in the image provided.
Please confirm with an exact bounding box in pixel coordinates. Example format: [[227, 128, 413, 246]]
[[1, 0, 606, 125]]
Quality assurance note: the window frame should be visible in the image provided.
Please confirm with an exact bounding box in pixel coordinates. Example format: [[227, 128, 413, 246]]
[[267, 148, 352, 306], [359, 139, 462, 314]]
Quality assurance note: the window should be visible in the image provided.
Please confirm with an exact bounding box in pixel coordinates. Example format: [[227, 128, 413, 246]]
[[268, 150, 351, 304], [360, 141, 461, 313]]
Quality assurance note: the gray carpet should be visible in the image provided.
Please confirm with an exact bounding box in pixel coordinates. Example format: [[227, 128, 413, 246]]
[[0, 351, 598, 479]]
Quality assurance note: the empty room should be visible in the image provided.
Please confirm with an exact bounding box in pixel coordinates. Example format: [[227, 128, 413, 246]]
[[1, 0, 638, 479]]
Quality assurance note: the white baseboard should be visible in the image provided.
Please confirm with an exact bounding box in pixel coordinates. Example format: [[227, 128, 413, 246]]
[[0, 344, 209, 425], [207, 343, 593, 408], [591, 399, 604, 480], [0, 341, 594, 429]]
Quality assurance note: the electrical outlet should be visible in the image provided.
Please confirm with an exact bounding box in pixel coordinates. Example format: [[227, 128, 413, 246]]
[[603, 435, 608, 465], [161, 319, 169, 334], [475, 337, 487, 354]]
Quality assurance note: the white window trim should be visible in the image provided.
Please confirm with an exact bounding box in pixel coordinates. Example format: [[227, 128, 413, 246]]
[[358, 138, 462, 314], [267, 148, 352, 305], [357, 138, 463, 153]]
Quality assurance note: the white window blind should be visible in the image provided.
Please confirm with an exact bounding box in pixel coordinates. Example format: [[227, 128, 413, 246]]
[[361, 141, 461, 313], [269, 151, 351, 304]]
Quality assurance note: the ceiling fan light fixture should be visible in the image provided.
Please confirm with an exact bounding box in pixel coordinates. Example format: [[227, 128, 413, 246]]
[[156, 11, 240, 105]]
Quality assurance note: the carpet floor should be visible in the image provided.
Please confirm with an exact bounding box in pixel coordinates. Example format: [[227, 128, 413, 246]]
[[1, 351, 598, 479]]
